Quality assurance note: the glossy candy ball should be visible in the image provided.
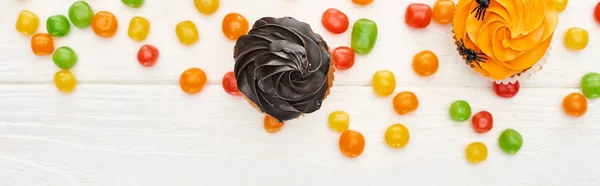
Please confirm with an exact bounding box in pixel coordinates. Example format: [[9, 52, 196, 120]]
[[472, 111, 493, 133], [128, 16, 150, 41], [53, 46, 78, 70], [69, 1, 94, 28], [339, 130, 365, 158], [222, 71, 241, 95], [264, 115, 284, 133], [180, 68, 207, 94], [328, 111, 350, 132], [176, 21, 199, 45], [47, 15, 71, 37], [122, 0, 144, 8], [450, 100, 471, 122], [222, 13, 249, 40], [322, 8, 349, 34], [137, 45, 159, 67], [16, 10, 39, 36], [332, 47, 355, 70], [352, 0, 373, 6], [393, 91, 419, 115], [54, 70, 77, 93], [554, 0, 568, 12], [581, 72, 600, 99], [405, 3, 432, 29], [384, 124, 410, 149], [432, 0, 455, 24], [493, 81, 520, 98], [564, 28, 588, 50], [92, 11, 118, 38], [562, 92, 587, 117], [412, 50, 439, 77], [466, 142, 487, 164], [195, 0, 220, 15], [372, 70, 396, 96], [595, 2, 600, 24], [351, 19, 378, 55], [31, 33, 54, 56], [498, 129, 523, 154]]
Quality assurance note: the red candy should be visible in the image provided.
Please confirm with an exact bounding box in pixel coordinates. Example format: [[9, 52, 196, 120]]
[[332, 46, 355, 70], [222, 71, 241, 95], [321, 8, 349, 34], [493, 81, 520, 98], [595, 2, 600, 24], [137, 44, 159, 67], [472, 111, 493, 133], [405, 3, 432, 29]]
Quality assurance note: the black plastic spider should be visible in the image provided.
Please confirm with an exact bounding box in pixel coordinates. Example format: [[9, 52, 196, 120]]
[[456, 39, 487, 68], [471, 0, 490, 21]]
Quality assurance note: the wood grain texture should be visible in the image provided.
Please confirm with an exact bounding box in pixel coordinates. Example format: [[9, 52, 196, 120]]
[[1, 0, 600, 185]]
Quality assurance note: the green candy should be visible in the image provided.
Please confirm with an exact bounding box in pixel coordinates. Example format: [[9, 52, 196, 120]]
[[498, 128, 523, 155], [47, 15, 71, 37], [122, 0, 145, 8], [351, 18, 377, 55], [69, 1, 94, 28], [449, 100, 471, 122], [53, 47, 77, 70], [581, 72, 600, 99]]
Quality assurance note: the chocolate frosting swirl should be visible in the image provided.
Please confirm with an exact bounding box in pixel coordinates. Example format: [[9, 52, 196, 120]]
[[234, 17, 331, 122]]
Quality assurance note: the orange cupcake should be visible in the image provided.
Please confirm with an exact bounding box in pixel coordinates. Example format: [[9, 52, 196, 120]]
[[452, 0, 558, 83]]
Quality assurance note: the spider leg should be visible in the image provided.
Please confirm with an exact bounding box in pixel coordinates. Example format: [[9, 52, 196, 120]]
[[481, 9, 487, 20]]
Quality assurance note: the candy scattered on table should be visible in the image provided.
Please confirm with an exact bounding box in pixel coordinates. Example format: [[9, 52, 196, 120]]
[[122, 0, 145, 8], [465, 142, 487, 164], [31, 33, 54, 56], [564, 27, 589, 50], [562, 92, 588, 117], [137, 45, 159, 67], [92, 11, 119, 38], [553, 0, 568, 12], [432, 0, 455, 24], [393, 91, 419, 115], [321, 8, 349, 34], [372, 70, 395, 96], [450, 100, 471, 122], [493, 81, 520, 98], [54, 70, 77, 93], [222, 71, 241, 95], [328, 110, 350, 132], [180, 68, 207, 94], [351, 18, 378, 55], [412, 50, 439, 77], [405, 3, 432, 28], [384, 124, 410, 149], [176, 21, 199, 45], [472, 111, 493, 133], [581, 72, 600, 99], [264, 115, 284, 133], [128, 16, 150, 41], [351, 0, 373, 6], [332, 46, 355, 70], [194, 0, 220, 15], [53, 46, 78, 70], [16, 10, 39, 36], [498, 128, 523, 155], [47, 15, 71, 37], [69, 1, 94, 28], [339, 130, 365, 158], [222, 13, 249, 40]]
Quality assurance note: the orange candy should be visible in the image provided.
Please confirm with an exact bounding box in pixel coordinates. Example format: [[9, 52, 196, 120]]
[[31, 33, 54, 56], [179, 68, 207, 94], [432, 0, 455, 24], [412, 50, 439, 77], [352, 0, 373, 6], [91, 11, 118, 38], [222, 13, 249, 40], [264, 115, 284, 133], [392, 91, 419, 115], [339, 130, 365, 158], [562, 92, 587, 117]]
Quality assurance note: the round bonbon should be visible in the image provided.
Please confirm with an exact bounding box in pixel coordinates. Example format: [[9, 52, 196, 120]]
[[137, 45, 159, 67], [372, 70, 396, 96], [69, 1, 94, 28], [222, 71, 241, 95], [412, 50, 439, 77], [562, 92, 587, 117], [339, 130, 365, 158], [16, 10, 39, 35], [384, 124, 410, 149], [472, 111, 493, 133], [54, 70, 77, 93], [322, 8, 349, 34], [328, 111, 350, 132], [47, 15, 71, 37], [53, 46, 78, 70], [393, 91, 419, 115], [466, 142, 487, 164], [450, 100, 471, 122], [498, 128, 523, 155], [179, 68, 207, 94], [332, 46, 355, 70]]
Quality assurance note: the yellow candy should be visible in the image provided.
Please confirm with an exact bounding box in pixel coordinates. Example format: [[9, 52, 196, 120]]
[[54, 70, 77, 93], [554, 0, 568, 12], [372, 70, 396, 96], [194, 0, 220, 15], [384, 124, 409, 148], [176, 20, 199, 45], [16, 10, 39, 36], [564, 28, 589, 50], [128, 16, 150, 41], [465, 142, 487, 164], [328, 110, 349, 132]]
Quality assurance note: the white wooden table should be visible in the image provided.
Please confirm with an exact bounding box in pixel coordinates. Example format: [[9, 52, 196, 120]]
[[2, 0, 600, 185]]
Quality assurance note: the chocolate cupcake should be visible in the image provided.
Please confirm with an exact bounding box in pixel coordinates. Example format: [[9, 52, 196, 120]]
[[234, 17, 334, 122]]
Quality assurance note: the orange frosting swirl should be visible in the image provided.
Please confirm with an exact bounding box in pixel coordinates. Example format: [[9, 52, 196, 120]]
[[453, 0, 558, 80]]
